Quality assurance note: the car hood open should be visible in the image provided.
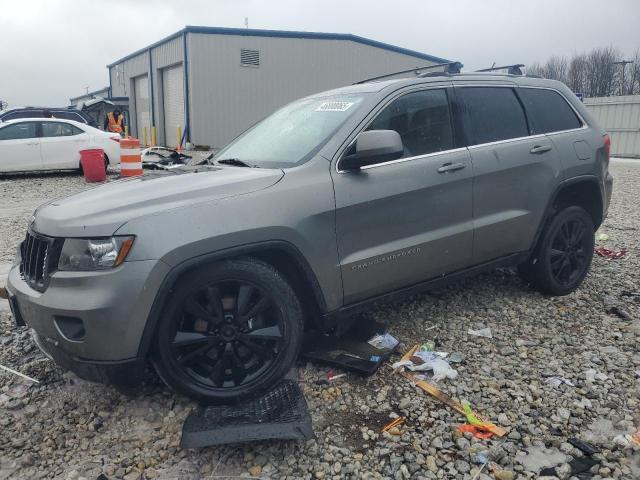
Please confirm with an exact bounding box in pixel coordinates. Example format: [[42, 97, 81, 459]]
[[32, 166, 284, 237]]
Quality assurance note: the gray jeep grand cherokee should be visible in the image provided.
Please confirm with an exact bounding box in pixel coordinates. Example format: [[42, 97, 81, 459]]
[[7, 72, 613, 403]]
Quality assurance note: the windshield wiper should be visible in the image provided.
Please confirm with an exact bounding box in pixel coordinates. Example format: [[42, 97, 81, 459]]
[[216, 158, 255, 168]]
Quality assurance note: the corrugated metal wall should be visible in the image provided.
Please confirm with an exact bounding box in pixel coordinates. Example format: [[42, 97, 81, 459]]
[[187, 33, 440, 148], [584, 95, 640, 158], [109, 36, 184, 145]]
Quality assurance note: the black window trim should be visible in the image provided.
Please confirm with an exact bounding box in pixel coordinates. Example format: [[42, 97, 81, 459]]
[[454, 84, 588, 150], [517, 86, 587, 136], [336, 85, 465, 173]]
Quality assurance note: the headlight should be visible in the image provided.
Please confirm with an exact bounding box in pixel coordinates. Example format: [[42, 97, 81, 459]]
[[58, 236, 134, 271]]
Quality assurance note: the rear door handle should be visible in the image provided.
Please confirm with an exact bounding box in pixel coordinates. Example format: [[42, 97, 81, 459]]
[[437, 162, 466, 173], [530, 145, 552, 154]]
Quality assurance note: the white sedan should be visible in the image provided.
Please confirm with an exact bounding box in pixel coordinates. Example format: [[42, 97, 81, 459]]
[[0, 118, 120, 173]]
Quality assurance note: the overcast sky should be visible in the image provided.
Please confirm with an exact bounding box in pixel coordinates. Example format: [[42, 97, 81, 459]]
[[1, 0, 638, 107]]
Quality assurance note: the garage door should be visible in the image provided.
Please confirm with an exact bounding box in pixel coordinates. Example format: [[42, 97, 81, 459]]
[[134, 75, 151, 142], [162, 65, 185, 148]]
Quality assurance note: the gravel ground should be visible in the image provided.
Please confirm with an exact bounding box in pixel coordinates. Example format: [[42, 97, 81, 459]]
[[1, 160, 639, 480]]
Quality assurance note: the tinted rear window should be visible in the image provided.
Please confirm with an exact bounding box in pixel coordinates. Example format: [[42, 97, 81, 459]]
[[2, 111, 38, 121], [55, 111, 86, 122], [458, 87, 528, 145], [519, 88, 582, 134]]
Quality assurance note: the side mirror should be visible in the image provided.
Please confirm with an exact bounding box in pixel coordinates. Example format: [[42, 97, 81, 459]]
[[341, 130, 403, 171]]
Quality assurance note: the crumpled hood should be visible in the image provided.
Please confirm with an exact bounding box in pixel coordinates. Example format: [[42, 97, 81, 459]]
[[33, 166, 284, 237]]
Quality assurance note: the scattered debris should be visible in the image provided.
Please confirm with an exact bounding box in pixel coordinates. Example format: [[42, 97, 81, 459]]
[[301, 326, 396, 376], [395, 345, 506, 437], [367, 332, 399, 349], [545, 376, 575, 388], [326, 372, 346, 382], [0, 286, 7, 299], [607, 305, 633, 321], [516, 336, 540, 347], [0, 363, 39, 383], [141, 147, 192, 170], [568, 438, 600, 455], [595, 247, 628, 259], [468, 327, 493, 338], [381, 416, 405, 433], [448, 352, 465, 363], [596, 233, 610, 241], [585, 369, 609, 382], [621, 291, 640, 299], [392, 349, 458, 381], [458, 423, 494, 439], [540, 456, 600, 477], [515, 446, 567, 473]]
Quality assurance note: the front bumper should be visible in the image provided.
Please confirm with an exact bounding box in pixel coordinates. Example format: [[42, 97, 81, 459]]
[[31, 330, 146, 385], [6, 258, 170, 383]]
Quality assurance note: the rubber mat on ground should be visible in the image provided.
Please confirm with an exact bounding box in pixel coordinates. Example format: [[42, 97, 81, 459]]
[[181, 380, 313, 448]]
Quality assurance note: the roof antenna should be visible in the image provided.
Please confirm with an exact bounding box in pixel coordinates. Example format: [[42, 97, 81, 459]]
[[244, 17, 249, 28]]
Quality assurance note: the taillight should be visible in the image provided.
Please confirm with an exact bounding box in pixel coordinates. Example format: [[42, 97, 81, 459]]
[[603, 134, 611, 158], [109, 136, 120, 143]]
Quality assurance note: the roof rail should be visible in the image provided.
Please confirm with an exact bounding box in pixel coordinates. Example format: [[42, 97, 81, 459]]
[[476, 63, 525, 75], [353, 61, 463, 84]]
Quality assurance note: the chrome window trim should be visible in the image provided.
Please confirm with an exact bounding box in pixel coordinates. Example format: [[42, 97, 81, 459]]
[[336, 83, 592, 173], [358, 147, 469, 171], [336, 85, 455, 174], [466, 133, 546, 150]]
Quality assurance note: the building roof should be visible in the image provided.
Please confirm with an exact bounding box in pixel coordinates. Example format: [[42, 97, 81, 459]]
[[107, 26, 451, 68]]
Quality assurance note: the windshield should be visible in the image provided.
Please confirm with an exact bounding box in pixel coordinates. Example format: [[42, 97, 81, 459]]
[[214, 94, 367, 167]]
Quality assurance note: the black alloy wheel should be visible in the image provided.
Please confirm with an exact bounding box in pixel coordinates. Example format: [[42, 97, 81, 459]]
[[171, 280, 285, 389], [519, 205, 595, 296], [548, 218, 590, 288], [152, 258, 303, 403]]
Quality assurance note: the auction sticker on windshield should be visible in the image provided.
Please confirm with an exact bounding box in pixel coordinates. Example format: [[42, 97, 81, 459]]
[[315, 101, 355, 112]]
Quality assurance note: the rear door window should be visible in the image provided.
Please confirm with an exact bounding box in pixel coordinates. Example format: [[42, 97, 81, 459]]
[[0, 122, 37, 140], [519, 88, 582, 134], [458, 87, 528, 145], [55, 111, 86, 123], [366, 89, 454, 158], [42, 122, 78, 137]]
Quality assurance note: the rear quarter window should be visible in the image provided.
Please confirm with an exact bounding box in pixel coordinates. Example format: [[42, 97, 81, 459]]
[[519, 88, 582, 134], [458, 87, 529, 145]]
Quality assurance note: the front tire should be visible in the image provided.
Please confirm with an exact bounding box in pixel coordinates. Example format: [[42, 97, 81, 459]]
[[519, 206, 594, 295], [152, 258, 303, 404]]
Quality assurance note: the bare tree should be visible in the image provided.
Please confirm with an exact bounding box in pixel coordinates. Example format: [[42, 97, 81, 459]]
[[529, 46, 640, 97], [567, 53, 588, 94]]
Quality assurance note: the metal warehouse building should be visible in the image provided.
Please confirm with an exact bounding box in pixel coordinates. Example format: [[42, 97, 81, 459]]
[[106, 26, 450, 149]]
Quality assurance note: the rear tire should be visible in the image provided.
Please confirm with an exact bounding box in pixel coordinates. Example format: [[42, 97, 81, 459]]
[[519, 206, 594, 295], [152, 258, 303, 404]]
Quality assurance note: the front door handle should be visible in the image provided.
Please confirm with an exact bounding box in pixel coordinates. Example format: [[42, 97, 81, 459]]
[[530, 145, 552, 154], [437, 162, 466, 173], [25, 142, 39, 146]]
